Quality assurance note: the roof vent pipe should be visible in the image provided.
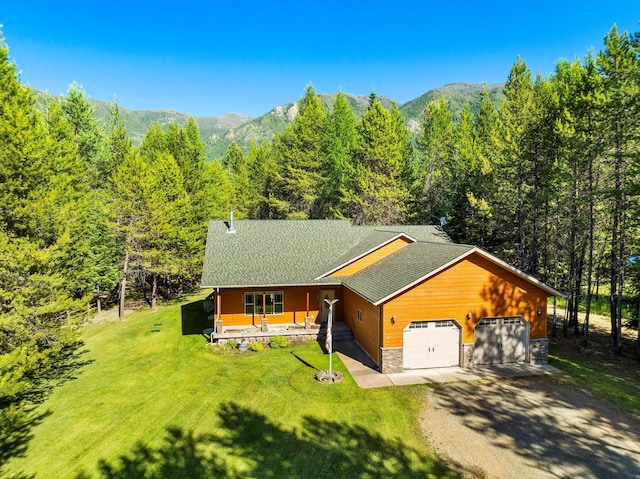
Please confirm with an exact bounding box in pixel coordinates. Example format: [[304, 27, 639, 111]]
[[227, 207, 236, 234]]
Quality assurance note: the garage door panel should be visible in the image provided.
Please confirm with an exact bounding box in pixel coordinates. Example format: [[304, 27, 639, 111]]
[[403, 320, 460, 369], [474, 317, 528, 365], [502, 324, 527, 362]]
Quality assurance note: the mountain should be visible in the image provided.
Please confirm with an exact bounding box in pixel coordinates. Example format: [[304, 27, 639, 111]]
[[38, 82, 504, 160], [87, 98, 253, 151], [399, 82, 505, 128], [210, 83, 503, 156], [208, 93, 395, 158], [35, 90, 253, 157]]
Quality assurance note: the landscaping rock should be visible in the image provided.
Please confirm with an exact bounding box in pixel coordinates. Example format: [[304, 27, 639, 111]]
[[315, 369, 344, 383]]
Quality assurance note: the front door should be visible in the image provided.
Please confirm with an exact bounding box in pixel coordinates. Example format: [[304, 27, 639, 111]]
[[319, 290, 335, 323]]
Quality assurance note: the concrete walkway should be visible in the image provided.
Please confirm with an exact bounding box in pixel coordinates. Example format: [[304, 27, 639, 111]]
[[335, 339, 562, 389]]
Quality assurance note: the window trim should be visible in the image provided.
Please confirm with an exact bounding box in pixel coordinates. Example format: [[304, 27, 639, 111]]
[[244, 291, 284, 316]]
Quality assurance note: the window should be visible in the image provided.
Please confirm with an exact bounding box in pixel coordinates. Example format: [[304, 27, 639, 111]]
[[357, 309, 362, 322], [245, 292, 284, 316]]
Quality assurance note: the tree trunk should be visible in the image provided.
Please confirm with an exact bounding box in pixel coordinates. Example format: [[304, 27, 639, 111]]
[[611, 119, 624, 356], [637, 311, 640, 361], [119, 251, 129, 320], [583, 155, 595, 348], [573, 241, 586, 336], [517, 177, 526, 272], [151, 274, 158, 311]]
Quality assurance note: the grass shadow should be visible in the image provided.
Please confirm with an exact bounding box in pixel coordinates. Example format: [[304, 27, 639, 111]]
[[0, 408, 51, 478], [290, 351, 319, 370], [180, 300, 211, 336], [1, 341, 90, 478], [82, 402, 460, 478]]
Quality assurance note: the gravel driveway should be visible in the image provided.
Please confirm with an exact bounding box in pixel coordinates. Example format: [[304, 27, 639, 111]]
[[420, 375, 640, 478]]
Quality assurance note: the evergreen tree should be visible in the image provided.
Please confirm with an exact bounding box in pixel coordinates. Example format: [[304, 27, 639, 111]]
[[554, 56, 604, 344], [0, 36, 86, 461], [99, 100, 132, 185], [496, 57, 536, 270], [112, 149, 152, 318], [201, 159, 233, 219], [597, 26, 640, 354], [223, 142, 251, 217], [59, 82, 103, 181], [142, 151, 196, 309], [245, 141, 278, 218], [469, 89, 501, 249], [414, 96, 456, 223], [346, 93, 410, 224], [271, 85, 328, 219], [319, 91, 357, 218]]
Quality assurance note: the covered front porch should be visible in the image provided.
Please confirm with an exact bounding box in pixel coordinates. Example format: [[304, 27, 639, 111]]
[[203, 286, 342, 330], [206, 319, 353, 346]]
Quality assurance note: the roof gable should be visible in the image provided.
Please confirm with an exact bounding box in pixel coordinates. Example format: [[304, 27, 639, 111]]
[[343, 244, 565, 305], [317, 232, 415, 279], [343, 242, 475, 304]]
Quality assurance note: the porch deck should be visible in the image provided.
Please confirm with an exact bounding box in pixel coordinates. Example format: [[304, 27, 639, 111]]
[[207, 321, 352, 345]]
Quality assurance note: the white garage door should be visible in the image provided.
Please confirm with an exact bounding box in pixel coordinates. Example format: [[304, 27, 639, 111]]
[[474, 316, 528, 365], [403, 320, 460, 369]]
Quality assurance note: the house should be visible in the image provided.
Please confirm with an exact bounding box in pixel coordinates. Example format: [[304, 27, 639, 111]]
[[201, 218, 563, 374]]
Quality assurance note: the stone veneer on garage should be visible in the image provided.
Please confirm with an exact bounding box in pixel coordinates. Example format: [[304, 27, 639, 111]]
[[380, 347, 403, 374], [529, 338, 549, 364], [462, 344, 475, 369]]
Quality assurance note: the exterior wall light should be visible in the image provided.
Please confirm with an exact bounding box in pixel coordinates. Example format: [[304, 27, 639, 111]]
[[537, 308, 543, 316], [466, 312, 472, 321], [391, 316, 396, 325]]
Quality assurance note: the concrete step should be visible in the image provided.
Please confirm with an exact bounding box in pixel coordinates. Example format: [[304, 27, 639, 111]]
[[319, 322, 353, 341]]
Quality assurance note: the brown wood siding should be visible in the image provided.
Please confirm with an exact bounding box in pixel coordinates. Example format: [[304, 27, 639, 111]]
[[381, 252, 550, 347], [343, 288, 380, 365], [218, 286, 343, 326], [329, 237, 412, 277]]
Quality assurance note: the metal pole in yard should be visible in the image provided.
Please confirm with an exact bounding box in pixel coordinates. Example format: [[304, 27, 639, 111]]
[[324, 298, 339, 378]]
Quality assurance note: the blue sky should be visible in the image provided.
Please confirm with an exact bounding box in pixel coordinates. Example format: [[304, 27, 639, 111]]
[[2, 0, 640, 117]]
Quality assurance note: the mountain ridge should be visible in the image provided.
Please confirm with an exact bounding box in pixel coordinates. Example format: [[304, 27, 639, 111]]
[[38, 82, 504, 159]]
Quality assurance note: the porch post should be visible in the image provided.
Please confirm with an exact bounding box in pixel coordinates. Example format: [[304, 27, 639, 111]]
[[216, 288, 221, 322], [306, 291, 309, 316]]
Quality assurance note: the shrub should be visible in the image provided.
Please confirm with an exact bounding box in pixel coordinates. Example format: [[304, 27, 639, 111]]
[[248, 341, 263, 352], [269, 335, 290, 349], [223, 339, 238, 351]]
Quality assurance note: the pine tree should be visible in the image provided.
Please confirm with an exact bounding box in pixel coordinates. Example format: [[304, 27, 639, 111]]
[[0, 36, 86, 459], [112, 149, 152, 318], [246, 141, 278, 218], [201, 159, 233, 219], [223, 142, 251, 217], [272, 85, 328, 219], [346, 94, 410, 224], [142, 151, 195, 309], [414, 96, 456, 224], [99, 100, 132, 185], [554, 56, 605, 345], [496, 57, 536, 270], [319, 91, 357, 218], [597, 26, 640, 354]]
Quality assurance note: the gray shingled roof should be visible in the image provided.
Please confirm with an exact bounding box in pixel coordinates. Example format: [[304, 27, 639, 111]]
[[343, 241, 475, 304], [200, 220, 452, 288]]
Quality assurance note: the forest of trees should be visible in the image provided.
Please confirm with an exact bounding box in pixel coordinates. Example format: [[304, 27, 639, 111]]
[[1, 25, 640, 450]]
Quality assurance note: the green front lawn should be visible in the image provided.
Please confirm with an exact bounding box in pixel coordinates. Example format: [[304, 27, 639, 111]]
[[5, 294, 456, 478]]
